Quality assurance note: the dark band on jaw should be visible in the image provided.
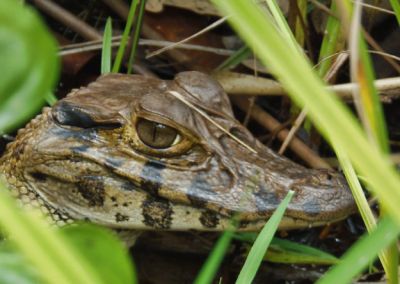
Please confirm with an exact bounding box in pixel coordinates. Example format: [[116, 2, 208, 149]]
[[141, 195, 173, 229], [199, 210, 220, 228], [140, 160, 166, 196], [76, 177, 106, 207]]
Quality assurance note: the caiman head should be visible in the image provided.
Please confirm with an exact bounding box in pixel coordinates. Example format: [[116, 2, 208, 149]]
[[1, 72, 356, 231]]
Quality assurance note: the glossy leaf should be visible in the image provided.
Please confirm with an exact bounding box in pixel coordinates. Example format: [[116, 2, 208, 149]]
[[61, 224, 137, 284], [0, 0, 59, 133], [0, 224, 137, 284], [0, 181, 103, 284], [0, 244, 42, 284]]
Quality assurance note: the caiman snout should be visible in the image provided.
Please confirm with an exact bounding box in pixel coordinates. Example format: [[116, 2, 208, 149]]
[[283, 169, 356, 222], [225, 140, 356, 224]]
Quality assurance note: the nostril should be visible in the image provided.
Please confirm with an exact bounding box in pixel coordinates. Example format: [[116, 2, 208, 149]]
[[317, 170, 337, 182], [52, 101, 97, 128], [52, 101, 122, 129], [30, 172, 47, 182]]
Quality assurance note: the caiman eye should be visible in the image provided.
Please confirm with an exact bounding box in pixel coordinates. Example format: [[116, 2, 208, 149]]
[[136, 118, 181, 149]]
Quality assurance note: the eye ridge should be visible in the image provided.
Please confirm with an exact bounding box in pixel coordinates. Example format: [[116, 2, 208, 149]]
[[136, 118, 181, 149]]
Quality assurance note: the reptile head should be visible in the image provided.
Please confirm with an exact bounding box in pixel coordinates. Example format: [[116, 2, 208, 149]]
[[2, 72, 356, 230]]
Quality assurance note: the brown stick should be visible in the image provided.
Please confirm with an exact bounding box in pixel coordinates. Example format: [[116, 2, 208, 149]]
[[232, 97, 332, 170], [279, 53, 349, 155], [216, 71, 400, 102], [33, 0, 102, 41]]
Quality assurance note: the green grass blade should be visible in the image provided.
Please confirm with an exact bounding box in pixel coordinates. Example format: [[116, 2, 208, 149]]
[[389, 0, 400, 25], [293, 0, 308, 47], [314, 1, 393, 273], [127, 0, 146, 74], [0, 181, 103, 284], [194, 230, 234, 284], [385, 242, 399, 284], [357, 36, 389, 153], [236, 191, 294, 284], [215, 45, 251, 71], [265, 238, 338, 265], [210, 0, 400, 225], [112, 0, 139, 73], [235, 234, 339, 265], [317, 2, 344, 77], [45, 92, 57, 106], [341, 1, 389, 152], [345, 1, 395, 281], [335, 147, 396, 280], [317, 216, 400, 283], [264, 0, 301, 53], [336, 147, 376, 233], [101, 17, 112, 74]]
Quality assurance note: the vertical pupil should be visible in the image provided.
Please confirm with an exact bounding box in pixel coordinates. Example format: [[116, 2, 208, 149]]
[[151, 123, 165, 142], [137, 119, 178, 149]]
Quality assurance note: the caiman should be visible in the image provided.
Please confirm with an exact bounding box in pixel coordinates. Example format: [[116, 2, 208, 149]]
[[0, 72, 355, 239]]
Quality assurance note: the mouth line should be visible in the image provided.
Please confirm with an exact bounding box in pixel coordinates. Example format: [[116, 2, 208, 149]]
[[27, 156, 355, 225], [26, 169, 351, 229]]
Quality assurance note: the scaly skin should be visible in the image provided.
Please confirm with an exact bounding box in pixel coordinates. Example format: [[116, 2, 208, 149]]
[[0, 72, 355, 233]]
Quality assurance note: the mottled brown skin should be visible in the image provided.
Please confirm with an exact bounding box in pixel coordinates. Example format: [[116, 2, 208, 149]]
[[0, 72, 355, 233]]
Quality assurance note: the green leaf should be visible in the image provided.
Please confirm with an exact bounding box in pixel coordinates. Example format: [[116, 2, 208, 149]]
[[112, 0, 139, 73], [265, 238, 338, 265], [317, 217, 400, 283], [0, 244, 42, 284], [45, 92, 57, 106], [101, 17, 112, 74], [236, 191, 294, 284], [215, 46, 251, 71], [356, 35, 389, 153], [194, 230, 234, 284], [317, 2, 343, 77], [0, 224, 138, 284], [236, 234, 338, 265], [264, 0, 300, 53], [61, 224, 137, 284], [127, 0, 146, 74], [0, 0, 59, 133], [0, 181, 104, 284], [389, 0, 400, 26]]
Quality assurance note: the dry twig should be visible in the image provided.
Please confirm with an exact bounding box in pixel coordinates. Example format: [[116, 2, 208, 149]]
[[33, 0, 101, 40]]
